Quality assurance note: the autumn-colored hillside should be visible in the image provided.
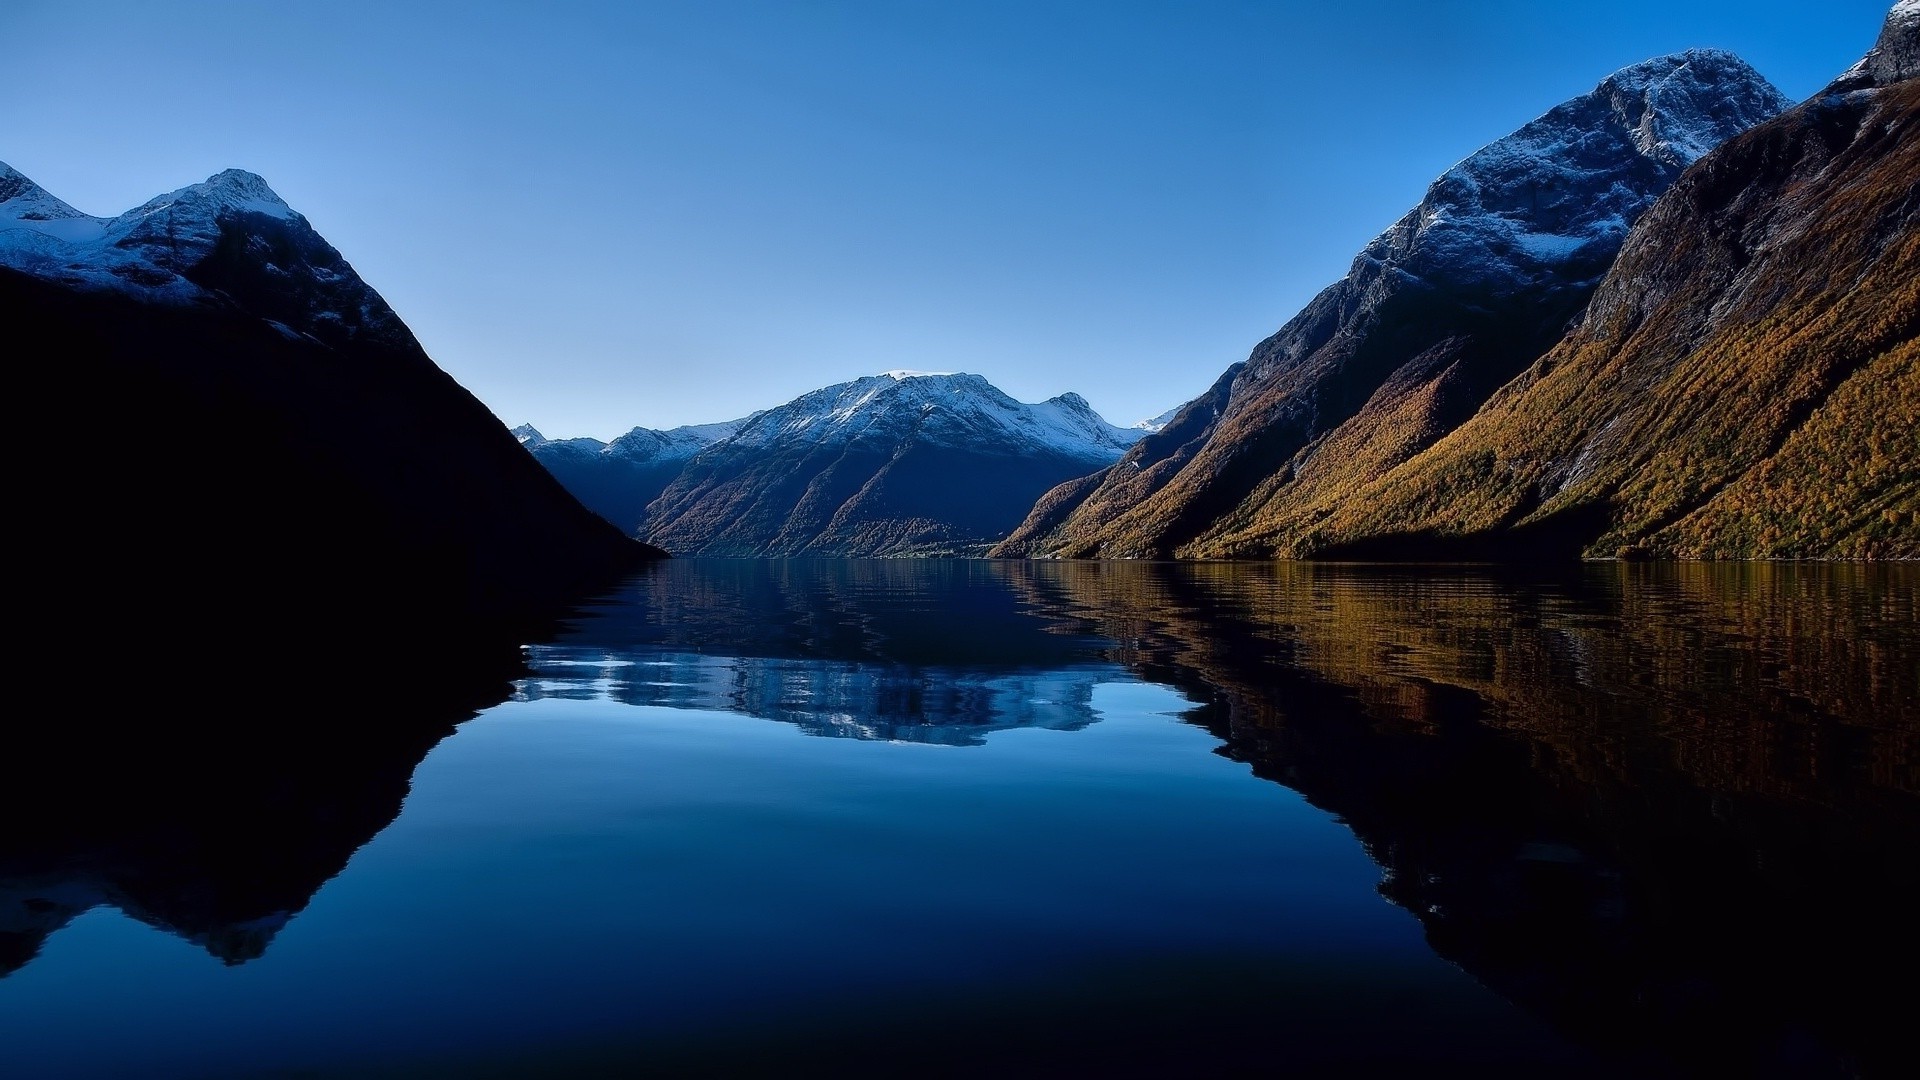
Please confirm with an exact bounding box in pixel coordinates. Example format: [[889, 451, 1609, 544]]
[[1275, 74, 1918, 562]]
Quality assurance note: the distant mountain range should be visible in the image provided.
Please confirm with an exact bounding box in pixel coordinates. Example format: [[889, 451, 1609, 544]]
[[0, 161, 658, 652], [997, 4, 1917, 561], [513, 417, 750, 546], [526, 372, 1155, 556]]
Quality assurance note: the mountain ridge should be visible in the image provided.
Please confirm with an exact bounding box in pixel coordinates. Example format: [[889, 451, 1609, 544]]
[[1280, 4, 1918, 561], [992, 49, 1792, 559]]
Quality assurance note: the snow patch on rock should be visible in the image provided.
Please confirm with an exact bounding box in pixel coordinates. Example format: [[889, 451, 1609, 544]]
[[1352, 50, 1790, 302]]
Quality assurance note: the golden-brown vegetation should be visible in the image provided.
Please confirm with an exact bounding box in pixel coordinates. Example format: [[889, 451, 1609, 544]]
[[1240, 81, 1920, 561]]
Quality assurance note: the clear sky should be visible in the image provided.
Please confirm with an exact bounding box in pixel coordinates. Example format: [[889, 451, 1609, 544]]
[[1, 1, 1896, 437]]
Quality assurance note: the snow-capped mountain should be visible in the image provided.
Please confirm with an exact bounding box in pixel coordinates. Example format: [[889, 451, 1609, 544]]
[[1835, 0, 1919, 88], [598, 371, 1143, 556], [1294, 1, 1920, 560], [995, 50, 1791, 558], [515, 417, 752, 533], [5, 161, 655, 653], [714, 373, 1139, 458], [1341, 50, 1792, 305], [1, 165, 407, 349], [1131, 406, 1182, 434]]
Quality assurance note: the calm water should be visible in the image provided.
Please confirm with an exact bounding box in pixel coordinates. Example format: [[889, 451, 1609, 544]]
[[3, 560, 1915, 1077]]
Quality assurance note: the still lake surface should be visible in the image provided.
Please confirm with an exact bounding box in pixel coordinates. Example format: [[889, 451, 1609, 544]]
[[3, 560, 1914, 1077]]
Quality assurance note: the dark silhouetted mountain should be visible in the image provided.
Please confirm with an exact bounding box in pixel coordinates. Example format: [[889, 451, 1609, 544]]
[[1, 163, 660, 657], [992, 51, 1791, 558]]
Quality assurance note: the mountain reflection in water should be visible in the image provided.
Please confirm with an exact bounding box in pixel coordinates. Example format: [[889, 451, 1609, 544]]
[[2, 559, 1913, 1078], [516, 558, 1920, 1076]]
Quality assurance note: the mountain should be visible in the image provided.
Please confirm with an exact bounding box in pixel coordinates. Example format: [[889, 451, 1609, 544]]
[[1291, 2, 1918, 560], [515, 417, 748, 534], [1, 163, 659, 659], [1130, 406, 1182, 434], [993, 50, 1791, 558], [639, 372, 1144, 556]]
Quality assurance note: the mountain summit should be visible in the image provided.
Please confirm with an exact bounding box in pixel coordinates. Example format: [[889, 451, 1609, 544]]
[[0, 165, 407, 349], [993, 50, 1790, 558], [1834, 0, 1920, 89], [630, 371, 1144, 556]]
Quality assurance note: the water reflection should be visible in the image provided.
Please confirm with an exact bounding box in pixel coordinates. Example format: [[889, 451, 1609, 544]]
[[1016, 560, 1919, 1078], [519, 558, 1918, 1075], [0, 614, 533, 980], [518, 652, 1104, 744], [3, 559, 1914, 1077]]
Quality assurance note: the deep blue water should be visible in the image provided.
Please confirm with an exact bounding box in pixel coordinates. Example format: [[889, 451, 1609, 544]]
[[3, 560, 1914, 1077]]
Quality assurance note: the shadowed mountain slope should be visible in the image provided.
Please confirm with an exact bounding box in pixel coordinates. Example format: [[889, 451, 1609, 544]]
[[2, 163, 659, 650], [515, 419, 746, 535]]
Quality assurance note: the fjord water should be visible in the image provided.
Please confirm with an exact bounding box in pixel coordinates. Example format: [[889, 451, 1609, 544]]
[[3, 561, 1914, 1077]]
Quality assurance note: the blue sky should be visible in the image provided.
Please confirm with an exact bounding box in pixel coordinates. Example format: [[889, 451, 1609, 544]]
[[1, 1, 1896, 437]]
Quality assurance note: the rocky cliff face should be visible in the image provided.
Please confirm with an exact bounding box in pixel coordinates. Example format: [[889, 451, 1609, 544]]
[[638, 372, 1143, 556], [993, 51, 1790, 558], [1298, 3, 1919, 561], [2, 163, 658, 652]]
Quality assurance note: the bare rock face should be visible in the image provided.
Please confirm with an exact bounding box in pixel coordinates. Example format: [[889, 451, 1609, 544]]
[[1835, 0, 1920, 90], [993, 51, 1790, 559], [1300, 3, 1919, 561]]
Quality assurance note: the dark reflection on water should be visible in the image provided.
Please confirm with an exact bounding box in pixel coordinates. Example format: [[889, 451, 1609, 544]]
[[0, 629, 529, 982], [2, 559, 1915, 1078], [1008, 560, 1918, 1078], [519, 559, 1919, 1076]]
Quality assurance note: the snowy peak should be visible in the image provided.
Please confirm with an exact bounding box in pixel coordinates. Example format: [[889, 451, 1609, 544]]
[[116, 168, 299, 231], [523, 415, 750, 466], [1356, 50, 1788, 299], [0, 164, 88, 225], [604, 417, 747, 463], [0, 162, 409, 349], [721, 372, 1141, 461], [1131, 406, 1181, 434], [1834, 1, 1920, 89], [1592, 50, 1780, 165]]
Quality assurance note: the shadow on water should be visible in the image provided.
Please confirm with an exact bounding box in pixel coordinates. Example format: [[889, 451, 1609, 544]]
[[5, 558, 1915, 1077], [0, 571, 578, 980]]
